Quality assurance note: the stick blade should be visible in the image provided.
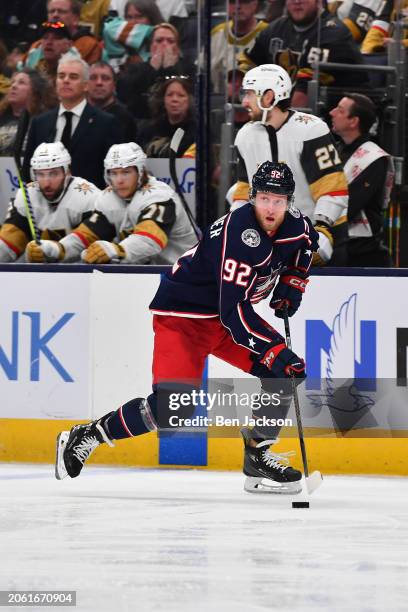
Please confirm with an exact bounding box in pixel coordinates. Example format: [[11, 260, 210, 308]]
[[170, 127, 185, 153], [305, 470, 323, 494]]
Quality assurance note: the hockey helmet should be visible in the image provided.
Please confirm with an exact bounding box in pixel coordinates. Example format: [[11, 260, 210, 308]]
[[104, 142, 147, 188], [242, 64, 292, 120], [250, 161, 295, 204], [30, 142, 71, 180]]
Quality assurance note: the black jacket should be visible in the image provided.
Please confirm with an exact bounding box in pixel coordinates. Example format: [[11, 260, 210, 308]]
[[23, 102, 124, 189]]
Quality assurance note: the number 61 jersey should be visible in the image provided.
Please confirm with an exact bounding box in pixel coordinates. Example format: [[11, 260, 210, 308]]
[[150, 204, 319, 356], [233, 110, 348, 227]]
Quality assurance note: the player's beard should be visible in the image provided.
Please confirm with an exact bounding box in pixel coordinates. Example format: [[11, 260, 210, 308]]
[[247, 105, 262, 121]]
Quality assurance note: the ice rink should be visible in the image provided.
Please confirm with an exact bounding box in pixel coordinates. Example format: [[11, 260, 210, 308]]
[[0, 464, 407, 612]]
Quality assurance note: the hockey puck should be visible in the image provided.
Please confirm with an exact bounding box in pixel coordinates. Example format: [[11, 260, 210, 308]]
[[292, 501, 310, 508]]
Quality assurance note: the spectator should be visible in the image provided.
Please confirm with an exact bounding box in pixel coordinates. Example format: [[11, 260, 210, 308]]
[[124, 0, 163, 25], [59, 142, 197, 264], [0, 1, 47, 48], [4, 42, 30, 75], [238, 0, 368, 108], [339, 0, 384, 43], [24, 21, 78, 82], [87, 61, 137, 140], [108, 0, 188, 22], [0, 40, 11, 100], [23, 55, 123, 188], [79, 0, 111, 38], [138, 75, 195, 157], [102, 1, 162, 71], [24, 0, 102, 68], [264, 0, 285, 21], [0, 69, 56, 156], [117, 23, 195, 120], [211, 0, 268, 94], [0, 142, 100, 263], [330, 93, 394, 267], [362, 0, 408, 53]]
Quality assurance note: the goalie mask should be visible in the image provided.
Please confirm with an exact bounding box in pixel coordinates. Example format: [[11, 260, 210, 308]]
[[30, 142, 72, 203], [250, 161, 296, 210], [104, 142, 147, 190], [242, 64, 292, 124]]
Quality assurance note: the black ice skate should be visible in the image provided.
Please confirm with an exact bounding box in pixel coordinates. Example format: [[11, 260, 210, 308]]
[[241, 427, 302, 494], [55, 417, 114, 480]]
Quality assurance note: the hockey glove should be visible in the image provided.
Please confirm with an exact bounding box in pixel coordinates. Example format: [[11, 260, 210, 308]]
[[270, 270, 308, 318], [312, 225, 333, 266], [81, 241, 126, 264], [26, 240, 63, 263], [259, 343, 306, 380]]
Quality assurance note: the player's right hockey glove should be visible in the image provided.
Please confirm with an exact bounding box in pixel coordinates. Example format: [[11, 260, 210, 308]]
[[81, 240, 126, 264], [270, 269, 309, 318], [26, 240, 63, 263], [259, 342, 306, 381], [313, 224, 333, 266]]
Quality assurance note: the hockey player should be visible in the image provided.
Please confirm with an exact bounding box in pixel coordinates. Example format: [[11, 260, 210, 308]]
[[232, 63, 348, 265], [0, 142, 99, 263], [55, 161, 319, 494], [46, 142, 197, 264]]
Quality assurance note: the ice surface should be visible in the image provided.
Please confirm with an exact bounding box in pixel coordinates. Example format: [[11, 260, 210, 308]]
[[0, 464, 407, 612]]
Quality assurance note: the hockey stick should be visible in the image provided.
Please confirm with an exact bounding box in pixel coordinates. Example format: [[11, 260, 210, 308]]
[[13, 110, 41, 244], [169, 128, 202, 241], [283, 307, 323, 494]]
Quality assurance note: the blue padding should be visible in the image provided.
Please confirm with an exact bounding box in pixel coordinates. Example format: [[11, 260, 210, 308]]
[[159, 431, 208, 466], [158, 360, 209, 466]]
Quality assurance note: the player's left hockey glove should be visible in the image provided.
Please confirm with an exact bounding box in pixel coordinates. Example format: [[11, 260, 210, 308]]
[[81, 240, 126, 264], [26, 240, 63, 263], [259, 342, 306, 381], [270, 269, 309, 318], [313, 224, 333, 266]]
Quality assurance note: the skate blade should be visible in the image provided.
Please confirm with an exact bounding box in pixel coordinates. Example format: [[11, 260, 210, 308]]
[[244, 476, 302, 495], [55, 431, 70, 480], [305, 470, 323, 494]]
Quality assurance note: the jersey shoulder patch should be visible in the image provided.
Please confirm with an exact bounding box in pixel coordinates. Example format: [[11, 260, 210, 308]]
[[288, 112, 330, 141], [139, 178, 176, 204]]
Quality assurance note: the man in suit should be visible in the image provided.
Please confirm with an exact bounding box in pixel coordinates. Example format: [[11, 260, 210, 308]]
[[23, 55, 123, 188]]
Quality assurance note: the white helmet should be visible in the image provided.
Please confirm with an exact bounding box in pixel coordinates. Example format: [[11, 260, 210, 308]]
[[104, 142, 147, 188], [30, 142, 71, 180], [242, 64, 293, 122]]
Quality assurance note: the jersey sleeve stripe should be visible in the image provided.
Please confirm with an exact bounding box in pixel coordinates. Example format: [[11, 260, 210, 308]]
[[72, 231, 91, 247], [253, 249, 273, 267], [274, 233, 307, 244], [150, 309, 218, 318], [133, 230, 165, 249], [0, 236, 22, 256], [309, 171, 348, 202], [237, 303, 274, 343], [326, 190, 348, 196]]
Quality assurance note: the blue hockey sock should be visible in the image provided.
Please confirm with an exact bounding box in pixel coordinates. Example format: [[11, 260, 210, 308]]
[[104, 397, 155, 440]]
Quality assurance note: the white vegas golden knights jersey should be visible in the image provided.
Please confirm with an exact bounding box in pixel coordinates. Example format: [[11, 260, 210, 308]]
[[233, 110, 348, 226], [0, 176, 99, 261], [15, 177, 99, 233], [78, 175, 197, 264]]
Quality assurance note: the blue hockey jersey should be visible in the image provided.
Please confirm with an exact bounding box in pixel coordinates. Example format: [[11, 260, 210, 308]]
[[150, 204, 319, 356]]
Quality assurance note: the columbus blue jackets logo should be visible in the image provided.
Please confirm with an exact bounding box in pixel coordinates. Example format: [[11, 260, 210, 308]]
[[241, 229, 260, 247]]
